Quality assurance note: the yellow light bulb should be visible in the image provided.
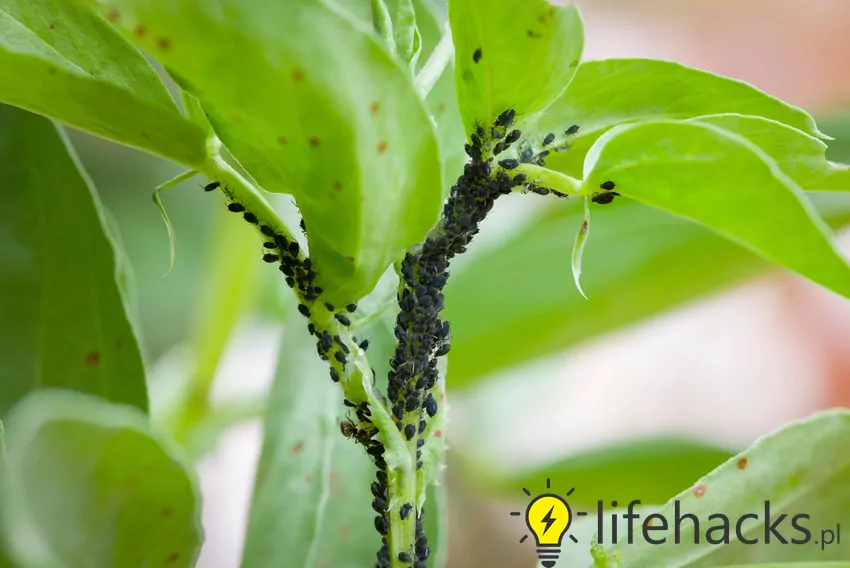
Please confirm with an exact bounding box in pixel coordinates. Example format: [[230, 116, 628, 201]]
[[525, 493, 572, 567]]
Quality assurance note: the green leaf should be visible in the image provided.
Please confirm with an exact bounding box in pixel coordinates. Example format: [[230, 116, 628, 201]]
[[477, 437, 734, 510], [582, 120, 850, 298], [689, 114, 850, 192], [241, 304, 339, 568], [99, 0, 443, 305], [540, 59, 826, 179], [443, 194, 850, 387], [603, 409, 850, 566], [0, 1, 206, 166], [1, 389, 202, 568], [0, 104, 148, 416], [448, 0, 584, 134]]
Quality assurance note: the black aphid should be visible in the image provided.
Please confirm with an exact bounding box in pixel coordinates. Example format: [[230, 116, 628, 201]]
[[262, 254, 278, 263], [346, 303, 357, 313], [400, 503, 413, 520], [375, 516, 389, 535], [227, 203, 245, 213], [321, 331, 333, 351], [565, 124, 580, 135], [260, 225, 275, 237], [496, 108, 516, 127], [505, 129, 521, 144], [543, 133, 555, 146], [297, 304, 310, 317], [334, 350, 347, 364], [243, 212, 258, 224], [288, 241, 299, 256], [499, 159, 519, 170], [592, 192, 619, 205], [263, 242, 276, 249], [330, 367, 340, 382], [600, 180, 616, 191], [472, 47, 482, 63], [203, 181, 220, 191], [285, 276, 295, 288], [520, 148, 533, 163], [418, 420, 427, 434], [398, 552, 412, 563], [435, 343, 451, 357], [404, 424, 415, 441], [334, 313, 351, 326], [424, 394, 438, 417], [359, 339, 370, 351]]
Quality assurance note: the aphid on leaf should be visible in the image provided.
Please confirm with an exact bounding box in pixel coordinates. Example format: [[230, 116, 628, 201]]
[[346, 303, 357, 313], [424, 394, 438, 417], [498, 159, 519, 170], [400, 503, 413, 520], [472, 48, 482, 63], [203, 181, 220, 192], [592, 192, 619, 205], [496, 109, 516, 128], [398, 552, 412, 563], [520, 148, 533, 163], [262, 253, 279, 263], [359, 339, 370, 351], [565, 124, 580, 135], [330, 367, 340, 382], [542, 133, 555, 146], [297, 304, 310, 317], [404, 424, 416, 441], [600, 180, 616, 191], [227, 203, 245, 213], [260, 225, 275, 237], [263, 242, 276, 249], [334, 350, 347, 364], [243, 212, 258, 224]]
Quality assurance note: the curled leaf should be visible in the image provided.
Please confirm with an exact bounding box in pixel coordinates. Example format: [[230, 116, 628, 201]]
[[572, 196, 590, 299], [152, 169, 196, 276]]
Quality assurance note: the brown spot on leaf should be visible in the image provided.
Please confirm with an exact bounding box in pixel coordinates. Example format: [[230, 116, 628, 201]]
[[162, 507, 173, 518], [345, 256, 355, 263], [156, 37, 171, 51], [433, 430, 442, 438], [277, 136, 288, 145], [290, 441, 304, 454], [581, 220, 589, 231], [370, 102, 380, 115], [48, 23, 55, 30], [165, 553, 180, 564], [292, 68, 305, 83], [692, 484, 707, 498], [107, 8, 120, 21], [85, 351, 100, 366], [133, 25, 146, 37], [377, 141, 388, 154], [737, 457, 748, 470], [339, 522, 352, 540], [333, 181, 342, 191], [309, 137, 320, 148], [437, 103, 446, 114]]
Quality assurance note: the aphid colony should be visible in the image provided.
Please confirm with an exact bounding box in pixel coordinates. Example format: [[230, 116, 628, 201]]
[[203, 107, 616, 567]]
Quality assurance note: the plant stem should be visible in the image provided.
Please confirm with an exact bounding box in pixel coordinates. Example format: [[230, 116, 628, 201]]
[[372, 0, 396, 54]]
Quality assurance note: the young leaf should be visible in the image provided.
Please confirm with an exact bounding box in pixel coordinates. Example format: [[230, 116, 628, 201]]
[[97, 0, 443, 305], [443, 195, 850, 387], [603, 409, 850, 566], [539, 59, 826, 179], [582, 120, 850, 298], [0, 1, 206, 166], [1, 389, 202, 568], [448, 0, 584, 134], [0, 104, 148, 415], [572, 197, 590, 298], [688, 114, 850, 192], [475, 437, 734, 510], [241, 305, 340, 568]]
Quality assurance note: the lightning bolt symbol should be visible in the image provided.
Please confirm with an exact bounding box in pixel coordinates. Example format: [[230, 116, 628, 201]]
[[541, 505, 557, 535]]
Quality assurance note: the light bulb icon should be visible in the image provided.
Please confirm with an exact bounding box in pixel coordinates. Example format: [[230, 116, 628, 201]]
[[511, 479, 580, 568], [526, 493, 571, 567]]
